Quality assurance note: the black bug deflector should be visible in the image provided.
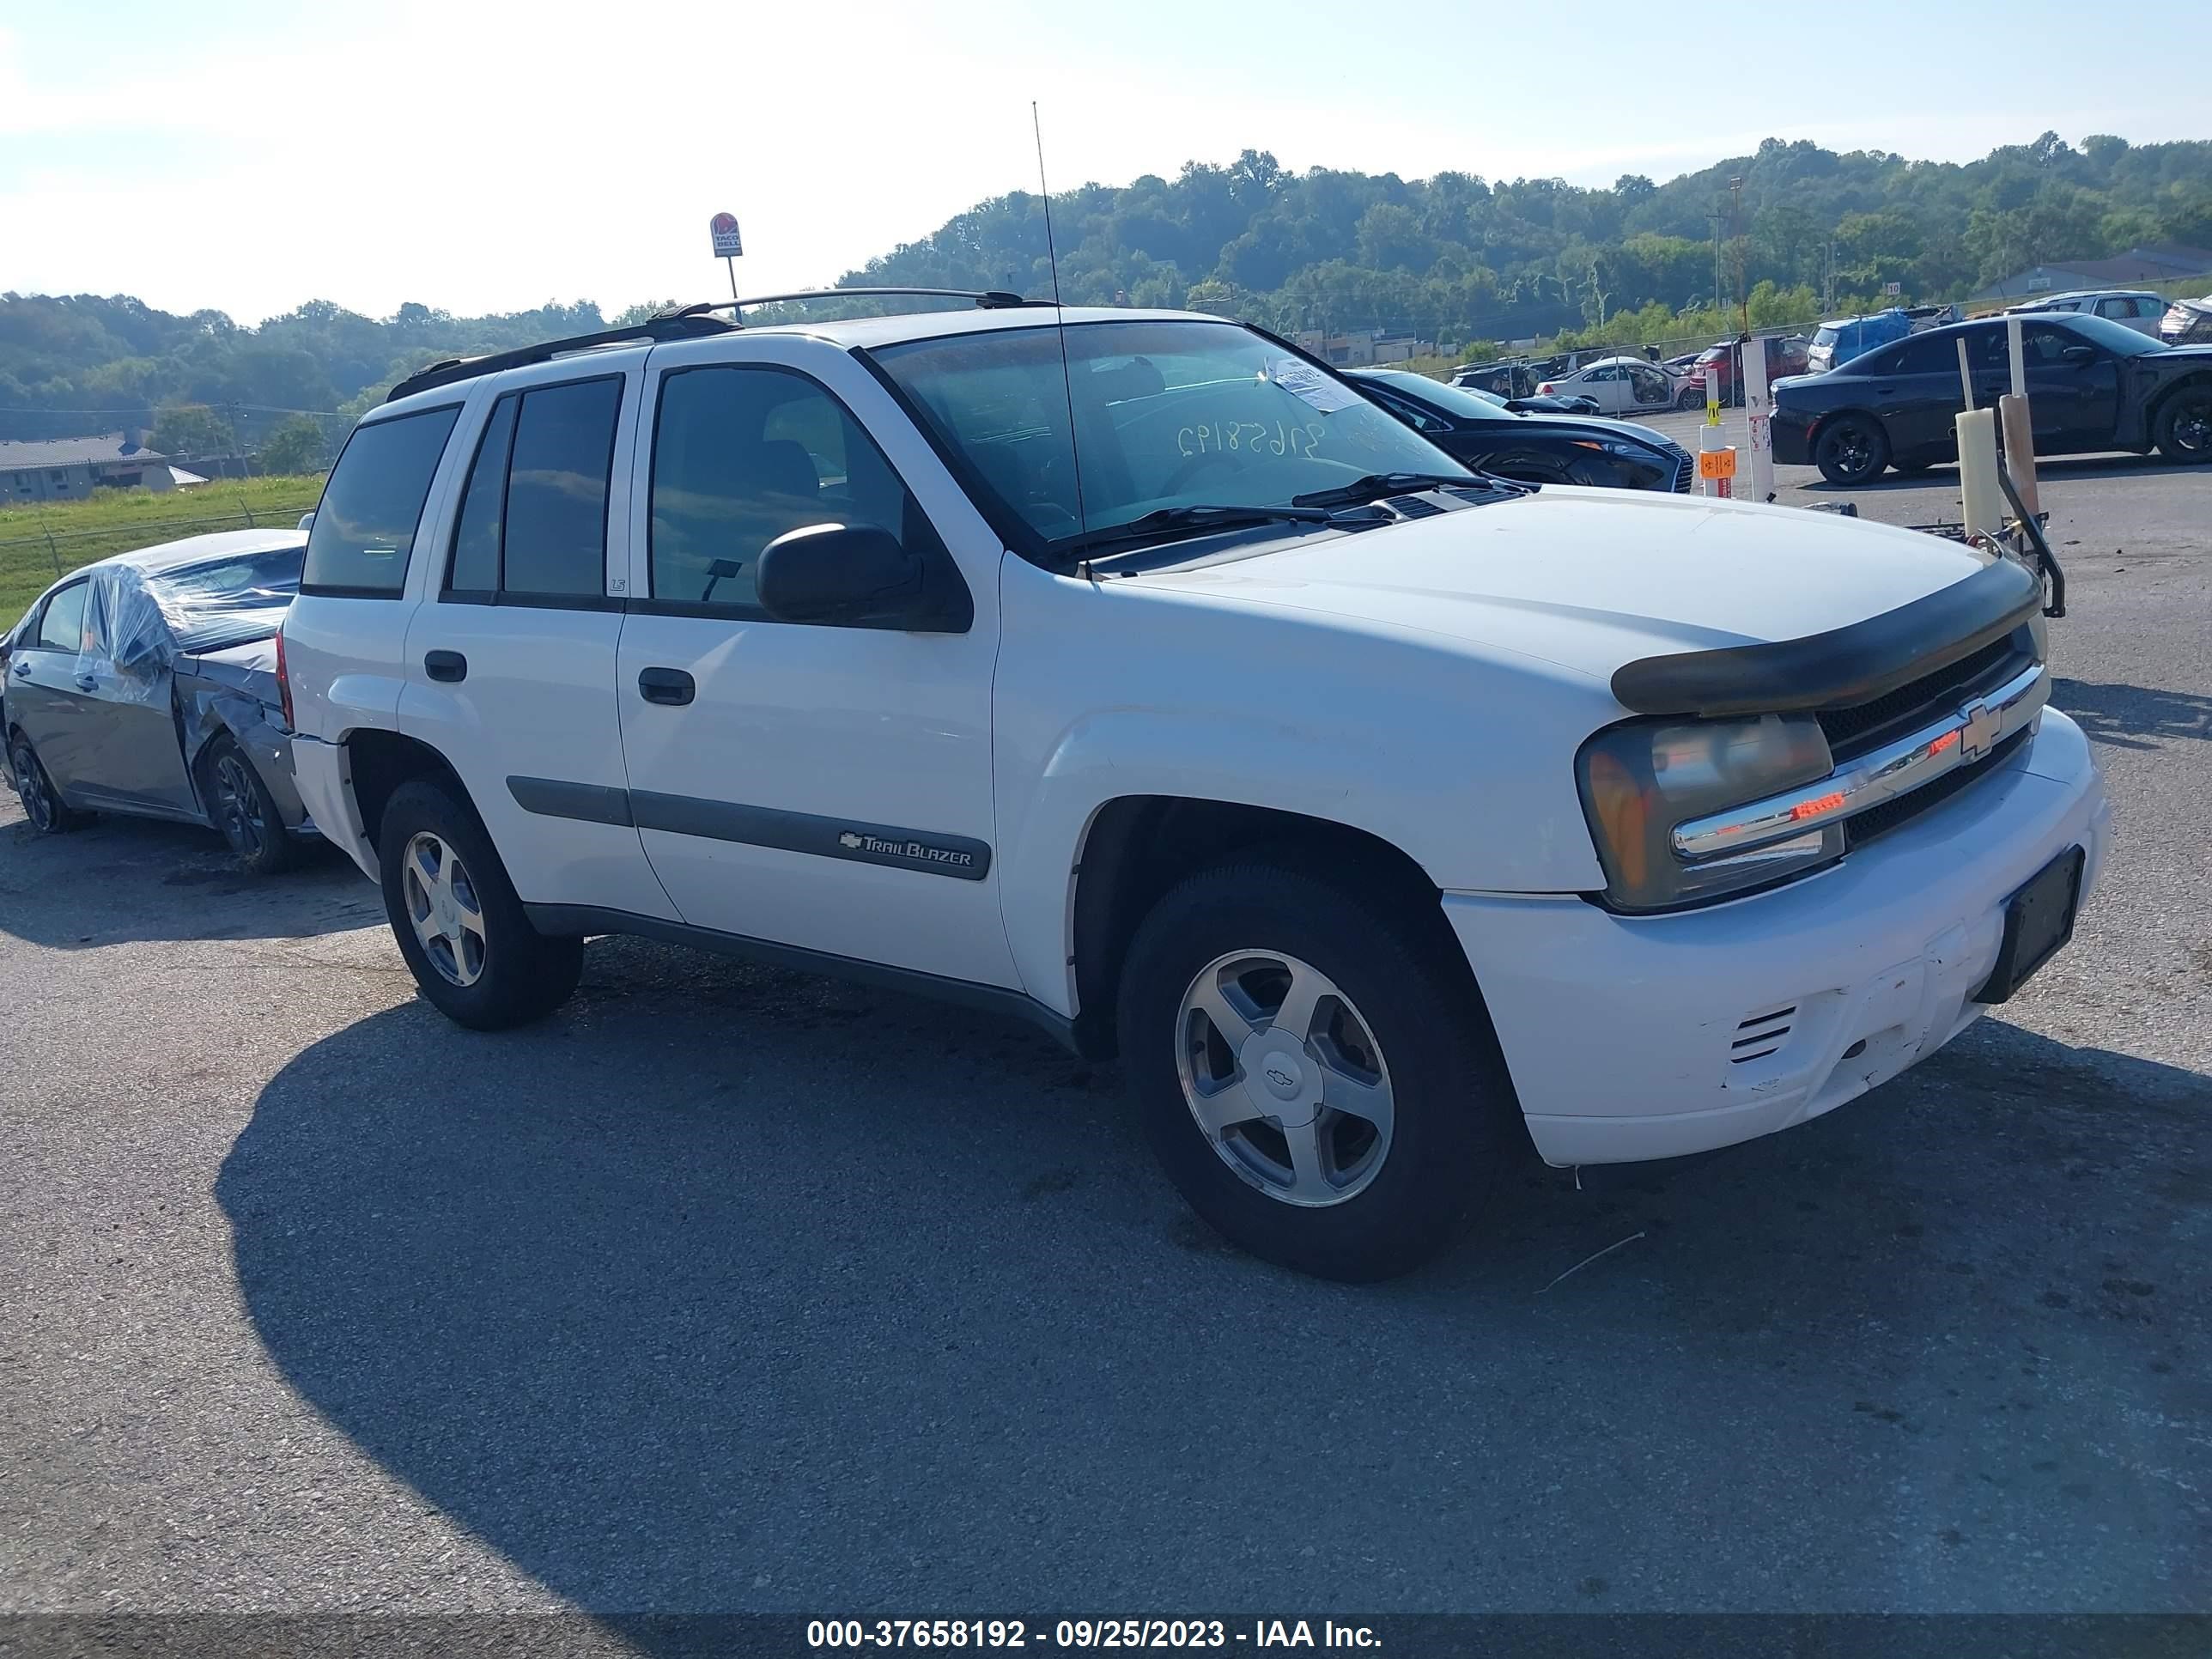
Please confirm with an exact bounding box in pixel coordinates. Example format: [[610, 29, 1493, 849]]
[[1609, 557, 2041, 719]]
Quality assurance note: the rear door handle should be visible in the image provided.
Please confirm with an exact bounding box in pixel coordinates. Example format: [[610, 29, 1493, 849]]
[[75, 673, 99, 691], [637, 667, 695, 707], [424, 650, 467, 683], [11, 660, 29, 678]]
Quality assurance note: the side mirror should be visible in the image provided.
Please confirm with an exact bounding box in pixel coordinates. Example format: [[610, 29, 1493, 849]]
[[2059, 343, 2097, 368], [756, 522, 939, 629]]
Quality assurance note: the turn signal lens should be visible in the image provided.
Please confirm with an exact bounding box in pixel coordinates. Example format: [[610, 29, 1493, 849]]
[[1577, 714, 1841, 911]]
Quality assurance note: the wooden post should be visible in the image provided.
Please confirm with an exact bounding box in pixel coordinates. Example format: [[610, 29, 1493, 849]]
[[1999, 392, 2040, 520]]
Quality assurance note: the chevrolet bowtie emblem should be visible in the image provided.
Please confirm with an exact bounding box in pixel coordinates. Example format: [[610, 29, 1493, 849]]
[[1959, 698, 1999, 763]]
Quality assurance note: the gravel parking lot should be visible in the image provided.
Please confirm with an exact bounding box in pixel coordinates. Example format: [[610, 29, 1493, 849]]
[[3, 445, 2208, 1621]]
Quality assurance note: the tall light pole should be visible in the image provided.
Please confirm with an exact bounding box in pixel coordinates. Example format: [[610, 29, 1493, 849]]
[[1708, 210, 1724, 319], [1729, 176, 1747, 336]]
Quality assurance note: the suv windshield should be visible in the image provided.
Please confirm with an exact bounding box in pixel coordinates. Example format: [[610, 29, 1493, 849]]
[[868, 320, 1470, 561]]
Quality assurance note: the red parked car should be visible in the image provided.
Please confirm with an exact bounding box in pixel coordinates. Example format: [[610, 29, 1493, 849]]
[[1686, 336, 1811, 405]]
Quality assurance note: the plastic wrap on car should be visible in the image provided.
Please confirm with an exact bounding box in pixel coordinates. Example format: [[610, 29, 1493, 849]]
[[75, 560, 293, 706]]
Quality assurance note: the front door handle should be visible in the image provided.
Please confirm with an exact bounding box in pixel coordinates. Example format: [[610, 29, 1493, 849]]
[[424, 650, 467, 683], [75, 673, 99, 691], [11, 660, 29, 678], [637, 666, 695, 707]]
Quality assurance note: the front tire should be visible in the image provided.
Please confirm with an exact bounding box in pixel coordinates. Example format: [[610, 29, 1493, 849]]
[[2154, 384, 2212, 464], [1815, 415, 1890, 485], [9, 733, 93, 834], [1116, 855, 1522, 1281], [200, 733, 296, 874], [378, 779, 583, 1030]]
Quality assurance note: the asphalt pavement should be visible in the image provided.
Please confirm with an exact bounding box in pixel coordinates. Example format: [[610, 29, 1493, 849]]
[[3, 449, 2208, 1625]]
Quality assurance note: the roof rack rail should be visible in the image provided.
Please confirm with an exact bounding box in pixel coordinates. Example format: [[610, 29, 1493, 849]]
[[669, 286, 1042, 323], [384, 311, 738, 404]]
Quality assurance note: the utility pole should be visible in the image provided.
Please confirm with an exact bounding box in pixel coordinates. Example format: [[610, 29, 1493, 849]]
[[1729, 176, 1747, 337], [1708, 210, 1724, 319]]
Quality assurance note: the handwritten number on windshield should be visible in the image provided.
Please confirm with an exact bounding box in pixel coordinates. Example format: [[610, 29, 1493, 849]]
[[1176, 420, 1324, 459]]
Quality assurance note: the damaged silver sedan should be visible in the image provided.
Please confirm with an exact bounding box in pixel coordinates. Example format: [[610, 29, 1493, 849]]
[[4, 529, 313, 872]]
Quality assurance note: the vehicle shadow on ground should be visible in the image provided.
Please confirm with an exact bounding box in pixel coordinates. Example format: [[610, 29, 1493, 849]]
[[2053, 679, 2212, 751], [0, 805, 379, 949], [217, 937, 2211, 1620]]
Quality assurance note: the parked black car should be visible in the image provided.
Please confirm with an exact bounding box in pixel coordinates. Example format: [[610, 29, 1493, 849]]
[[1348, 369, 1694, 492], [1772, 313, 2212, 485], [6, 529, 313, 872]]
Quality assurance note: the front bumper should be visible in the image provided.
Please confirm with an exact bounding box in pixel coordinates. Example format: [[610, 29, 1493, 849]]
[[1445, 708, 2109, 1166]]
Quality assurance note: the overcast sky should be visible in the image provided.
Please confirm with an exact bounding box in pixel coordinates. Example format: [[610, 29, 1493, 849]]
[[4, 0, 2203, 326]]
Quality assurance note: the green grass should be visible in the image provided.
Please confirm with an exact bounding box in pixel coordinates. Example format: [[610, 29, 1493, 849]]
[[0, 476, 324, 621]]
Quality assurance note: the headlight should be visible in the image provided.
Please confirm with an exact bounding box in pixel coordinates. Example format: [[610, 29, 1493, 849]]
[[1577, 714, 1842, 911], [1571, 439, 1659, 461]]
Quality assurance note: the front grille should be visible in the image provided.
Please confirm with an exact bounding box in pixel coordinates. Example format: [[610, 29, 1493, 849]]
[[1670, 455, 1694, 493], [1816, 635, 2026, 759], [1844, 727, 2028, 849]]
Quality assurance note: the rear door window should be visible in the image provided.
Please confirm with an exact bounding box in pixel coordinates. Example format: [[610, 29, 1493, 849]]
[[303, 406, 461, 595], [501, 378, 622, 599], [1887, 334, 1963, 375], [441, 377, 622, 603]]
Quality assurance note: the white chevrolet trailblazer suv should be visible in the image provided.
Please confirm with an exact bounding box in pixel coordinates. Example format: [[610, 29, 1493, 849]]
[[279, 294, 2111, 1280]]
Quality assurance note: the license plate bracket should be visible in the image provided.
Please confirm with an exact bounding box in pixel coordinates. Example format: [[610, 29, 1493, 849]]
[[1975, 847, 2084, 1004]]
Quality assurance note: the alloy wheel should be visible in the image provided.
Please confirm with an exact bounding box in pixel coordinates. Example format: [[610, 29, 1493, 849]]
[[213, 752, 266, 860], [11, 743, 54, 832], [402, 830, 489, 987], [1175, 949, 1395, 1207], [2175, 396, 2212, 458]]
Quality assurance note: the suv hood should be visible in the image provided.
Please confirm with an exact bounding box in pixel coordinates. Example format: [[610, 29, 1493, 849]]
[[1122, 488, 1984, 693]]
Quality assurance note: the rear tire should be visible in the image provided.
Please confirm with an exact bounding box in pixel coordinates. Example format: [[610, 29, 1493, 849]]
[[1115, 854, 1522, 1281], [2154, 384, 2212, 464], [9, 732, 93, 834], [200, 733, 296, 875], [1815, 415, 1890, 486], [378, 779, 583, 1030]]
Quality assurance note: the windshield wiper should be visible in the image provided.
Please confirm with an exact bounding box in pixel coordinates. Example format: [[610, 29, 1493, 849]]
[[1291, 471, 1517, 507], [1057, 502, 1373, 564]]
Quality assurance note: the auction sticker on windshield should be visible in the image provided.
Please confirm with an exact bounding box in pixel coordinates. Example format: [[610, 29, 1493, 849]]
[[1267, 359, 1364, 413]]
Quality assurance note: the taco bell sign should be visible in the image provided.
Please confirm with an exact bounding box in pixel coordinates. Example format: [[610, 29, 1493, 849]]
[[709, 213, 743, 258]]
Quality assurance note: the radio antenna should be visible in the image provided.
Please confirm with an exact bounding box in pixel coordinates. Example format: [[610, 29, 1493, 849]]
[[1032, 101, 1095, 585]]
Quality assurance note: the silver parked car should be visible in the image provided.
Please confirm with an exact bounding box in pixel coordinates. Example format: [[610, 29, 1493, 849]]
[[4, 529, 314, 872]]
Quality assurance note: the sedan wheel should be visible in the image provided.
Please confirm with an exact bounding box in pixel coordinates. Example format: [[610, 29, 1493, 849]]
[[1815, 415, 1890, 486], [9, 735, 88, 835], [212, 751, 267, 860], [1176, 948, 1395, 1207], [2156, 388, 2212, 463]]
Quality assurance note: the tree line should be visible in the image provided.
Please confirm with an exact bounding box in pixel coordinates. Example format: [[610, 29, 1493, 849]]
[[5, 131, 2208, 455]]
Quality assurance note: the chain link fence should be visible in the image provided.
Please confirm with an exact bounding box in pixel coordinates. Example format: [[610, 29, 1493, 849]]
[[1, 491, 322, 615]]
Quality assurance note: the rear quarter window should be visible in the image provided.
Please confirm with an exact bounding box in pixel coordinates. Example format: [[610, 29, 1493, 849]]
[[302, 406, 462, 595]]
